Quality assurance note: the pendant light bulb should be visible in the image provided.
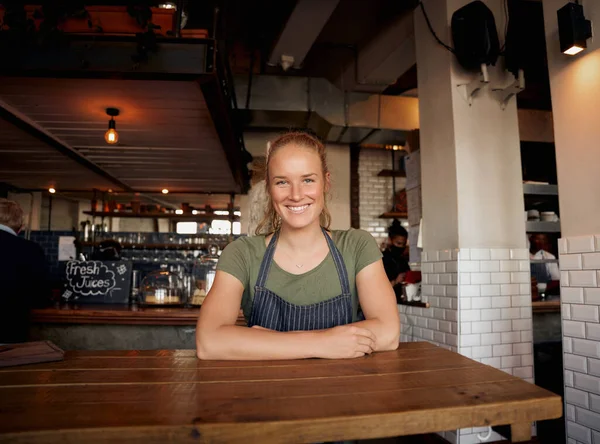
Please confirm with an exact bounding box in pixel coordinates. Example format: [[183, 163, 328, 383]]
[[105, 119, 118, 144], [104, 108, 120, 145]]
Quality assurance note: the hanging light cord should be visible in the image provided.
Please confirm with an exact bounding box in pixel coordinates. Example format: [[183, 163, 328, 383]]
[[419, 1, 455, 54]]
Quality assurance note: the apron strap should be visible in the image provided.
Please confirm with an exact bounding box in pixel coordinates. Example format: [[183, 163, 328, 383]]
[[321, 227, 352, 295], [255, 230, 279, 288]]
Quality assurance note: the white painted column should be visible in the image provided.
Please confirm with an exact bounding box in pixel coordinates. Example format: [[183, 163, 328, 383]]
[[542, 1, 600, 443], [411, 1, 532, 442]]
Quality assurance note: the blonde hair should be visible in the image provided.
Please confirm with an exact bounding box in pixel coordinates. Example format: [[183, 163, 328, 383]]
[[0, 198, 24, 232], [255, 131, 332, 235]]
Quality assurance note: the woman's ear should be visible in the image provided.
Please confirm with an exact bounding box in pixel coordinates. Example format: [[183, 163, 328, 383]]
[[324, 172, 331, 192]]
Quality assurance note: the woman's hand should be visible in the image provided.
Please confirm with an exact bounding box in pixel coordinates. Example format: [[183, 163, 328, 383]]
[[315, 325, 376, 359]]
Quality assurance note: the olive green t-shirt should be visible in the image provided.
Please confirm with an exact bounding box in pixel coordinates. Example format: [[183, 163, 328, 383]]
[[217, 229, 382, 322]]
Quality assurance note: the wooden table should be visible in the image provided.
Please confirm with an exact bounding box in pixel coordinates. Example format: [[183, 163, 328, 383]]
[[0, 342, 562, 443]]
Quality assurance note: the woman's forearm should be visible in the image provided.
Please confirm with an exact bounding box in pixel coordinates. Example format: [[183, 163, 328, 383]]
[[352, 318, 400, 351], [196, 316, 398, 360], [197, 325, 321, 360]]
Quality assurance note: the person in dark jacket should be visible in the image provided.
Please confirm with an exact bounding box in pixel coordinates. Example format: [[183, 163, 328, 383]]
[[0, 198, 49, 343], [382, 219, 410, 279]]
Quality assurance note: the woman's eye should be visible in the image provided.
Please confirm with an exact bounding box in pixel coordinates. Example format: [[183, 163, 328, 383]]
[[303, 178, 315, 184], [275, 180, 287, 186]]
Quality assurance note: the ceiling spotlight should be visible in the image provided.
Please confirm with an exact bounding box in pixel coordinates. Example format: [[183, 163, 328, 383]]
[[558, 2, 592, 56], [192, 210, 198, 215], [175, 209, 183, 215], [162, 189, 169, 194], [104, 108, 120, 145], [48, 187, 56, 194]]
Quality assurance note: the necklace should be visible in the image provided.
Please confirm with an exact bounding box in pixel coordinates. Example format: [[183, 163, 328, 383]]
[[276, 231, 327, 270], [278, 246, 308, 269]]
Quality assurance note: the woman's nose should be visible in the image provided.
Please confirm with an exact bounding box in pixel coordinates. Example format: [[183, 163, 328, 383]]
[[290, 183, 302, 201]]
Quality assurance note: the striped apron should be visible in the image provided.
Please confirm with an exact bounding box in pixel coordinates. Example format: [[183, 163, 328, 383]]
[[248, 227, 353, 331]]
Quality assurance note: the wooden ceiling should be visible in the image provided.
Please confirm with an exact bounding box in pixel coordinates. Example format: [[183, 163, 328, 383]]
[[0, 115, 116, 191], [0, 77, 238, 195]]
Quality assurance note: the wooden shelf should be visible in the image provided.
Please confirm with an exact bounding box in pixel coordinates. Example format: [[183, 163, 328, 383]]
[[377, 169, 406, 177], [532, 299, 560, 314], [79, 242, 228, 250], [83, 211, 239, 222], [379, 212, 408, 219], [398, 300, 430, 308]]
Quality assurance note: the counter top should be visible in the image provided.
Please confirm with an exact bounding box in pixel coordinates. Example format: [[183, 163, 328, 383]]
[[31, 305, 246, 326], [532, 299, 561, 314]]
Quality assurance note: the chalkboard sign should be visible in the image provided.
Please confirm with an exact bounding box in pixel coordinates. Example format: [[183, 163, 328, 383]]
[[62, 261, 132, 304]]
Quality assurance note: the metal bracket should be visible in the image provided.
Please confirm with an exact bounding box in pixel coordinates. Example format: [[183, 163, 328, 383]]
[[492, 68, 526, 110], [458, 63, 490, 106]]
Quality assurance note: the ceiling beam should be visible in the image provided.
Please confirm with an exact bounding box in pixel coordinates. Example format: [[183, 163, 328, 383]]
[[268, 0, 340, 70], [0, 100, 133, 192], [199, 44, 250, 194]]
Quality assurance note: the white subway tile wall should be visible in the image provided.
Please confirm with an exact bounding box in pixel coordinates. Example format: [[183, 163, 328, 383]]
[[560, 235, 600, 444], [399, 250, 458, 351], [456, 248, 534, 387], [358, 149, 406, 240], [405, 248, 534, 444]]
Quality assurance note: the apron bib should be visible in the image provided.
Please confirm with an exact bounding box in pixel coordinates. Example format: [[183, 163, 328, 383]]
[[248, 227, 353, 331]]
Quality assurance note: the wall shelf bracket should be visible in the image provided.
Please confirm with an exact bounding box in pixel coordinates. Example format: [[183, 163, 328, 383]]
[[457, 63, 490, 106], [492, 69, 525, 110]]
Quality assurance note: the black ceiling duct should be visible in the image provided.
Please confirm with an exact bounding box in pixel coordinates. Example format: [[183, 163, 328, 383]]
[[451, 1, 500, 71]]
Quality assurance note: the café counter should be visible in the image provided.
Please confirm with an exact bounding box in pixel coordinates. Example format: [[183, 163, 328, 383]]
[[30, 304, 246, 351]]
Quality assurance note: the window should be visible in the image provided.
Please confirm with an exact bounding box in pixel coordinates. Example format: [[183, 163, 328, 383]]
[[210, 220, 241, 235], [176, 222, 198, 234]]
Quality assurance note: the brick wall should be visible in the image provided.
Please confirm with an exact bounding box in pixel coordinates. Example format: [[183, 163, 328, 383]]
[[559, 235, 600, 444], [358, 149, 406, 240]]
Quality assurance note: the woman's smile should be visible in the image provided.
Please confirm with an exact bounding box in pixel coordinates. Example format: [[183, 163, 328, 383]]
[[286, 204, 311, 214]]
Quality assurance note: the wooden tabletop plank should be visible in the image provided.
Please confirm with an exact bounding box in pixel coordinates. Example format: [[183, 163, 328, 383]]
[[0, 345, 445, 372], [0, 358, 494, 389], [0, 380, 561, 440], [55, 341, 436, 358], [0, 353, 478, 386]]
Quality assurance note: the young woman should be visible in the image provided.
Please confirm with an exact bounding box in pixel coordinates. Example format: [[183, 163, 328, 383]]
[[196, 132, 400, 360]]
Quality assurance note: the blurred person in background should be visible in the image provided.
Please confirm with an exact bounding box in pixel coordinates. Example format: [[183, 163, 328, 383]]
[[0, 198, 49, 343], [382, 219, 410, 282], [529, 233, 560, 298]]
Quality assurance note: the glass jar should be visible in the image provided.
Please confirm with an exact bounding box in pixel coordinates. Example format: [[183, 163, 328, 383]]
[[140, 268, 184, 306], [190, 245, 219, 306]]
